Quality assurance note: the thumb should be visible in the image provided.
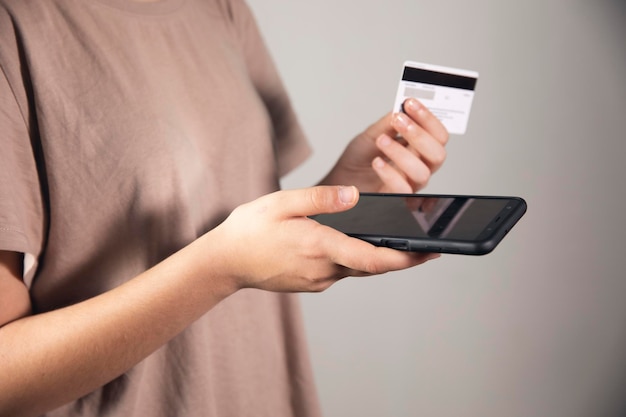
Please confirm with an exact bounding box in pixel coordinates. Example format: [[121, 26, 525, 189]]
[[275, 185, 359, 218]]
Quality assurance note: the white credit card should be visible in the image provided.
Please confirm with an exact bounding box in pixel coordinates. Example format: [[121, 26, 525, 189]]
[[393, 61, 478, 135]]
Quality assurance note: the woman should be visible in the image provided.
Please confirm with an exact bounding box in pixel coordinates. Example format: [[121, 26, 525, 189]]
[[0, 0, 448, 415]]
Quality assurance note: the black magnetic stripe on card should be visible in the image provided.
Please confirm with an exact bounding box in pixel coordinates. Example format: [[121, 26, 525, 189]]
[[402, 67, 477, 90]]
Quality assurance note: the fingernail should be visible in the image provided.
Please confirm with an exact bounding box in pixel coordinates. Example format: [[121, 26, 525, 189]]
[[339, 186, 357, 204], [405, 98, 420, 112], [393, 113, 409, 129], [372, 157, 385, 169], [377, 134, 392, 147]]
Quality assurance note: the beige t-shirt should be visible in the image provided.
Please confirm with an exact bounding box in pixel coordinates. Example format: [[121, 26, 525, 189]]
[[0, 0, 321, 416]]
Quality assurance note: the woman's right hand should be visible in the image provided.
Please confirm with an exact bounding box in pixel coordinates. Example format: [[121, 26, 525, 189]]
[[205, 185, 439, 293]]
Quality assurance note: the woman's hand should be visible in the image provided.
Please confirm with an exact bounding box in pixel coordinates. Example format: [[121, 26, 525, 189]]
[[204, 185, 439, 293], [320, 98, 449, 193], [0, 186, 440, 416]]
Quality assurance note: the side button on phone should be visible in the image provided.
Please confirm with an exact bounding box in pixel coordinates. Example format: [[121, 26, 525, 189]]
[[382, 239, 409, 250]]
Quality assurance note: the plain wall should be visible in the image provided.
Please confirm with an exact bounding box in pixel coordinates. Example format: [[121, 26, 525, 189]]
[[247, 1, 626, 416]]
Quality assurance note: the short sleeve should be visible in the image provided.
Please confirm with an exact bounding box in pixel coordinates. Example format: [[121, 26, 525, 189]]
[[0, 21, 46, 284], [228, 0, 312, 176]]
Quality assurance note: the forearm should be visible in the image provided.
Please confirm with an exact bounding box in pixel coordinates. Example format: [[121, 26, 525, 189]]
[[0, 233, 237, 417]]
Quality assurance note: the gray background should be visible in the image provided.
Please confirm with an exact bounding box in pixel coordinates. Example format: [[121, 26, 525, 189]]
[[247, 1, 626, 416]]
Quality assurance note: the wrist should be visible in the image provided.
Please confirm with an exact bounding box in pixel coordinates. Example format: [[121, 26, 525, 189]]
[[189, 227, 243, 298]]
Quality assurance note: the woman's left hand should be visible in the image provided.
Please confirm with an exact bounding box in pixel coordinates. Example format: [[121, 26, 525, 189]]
[[320, 98, 449, 193]]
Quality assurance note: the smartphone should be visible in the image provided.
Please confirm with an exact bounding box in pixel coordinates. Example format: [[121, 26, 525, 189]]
[[312, 193, 527, 255]]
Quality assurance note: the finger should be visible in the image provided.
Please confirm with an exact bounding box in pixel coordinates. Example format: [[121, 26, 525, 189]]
[[326, 231, 442, 274], [375, 134, 431, 190], [390, 113, 447, 172], [268, 185, 360, 218], [371, 156, 414, 193], [401, 98, 449, 145]]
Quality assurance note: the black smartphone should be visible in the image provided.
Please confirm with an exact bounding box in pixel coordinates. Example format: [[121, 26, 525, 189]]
[[312, 193, 527, 255]]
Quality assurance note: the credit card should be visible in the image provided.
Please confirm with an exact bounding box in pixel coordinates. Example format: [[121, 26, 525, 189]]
[[392, 61, 478, 135]]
